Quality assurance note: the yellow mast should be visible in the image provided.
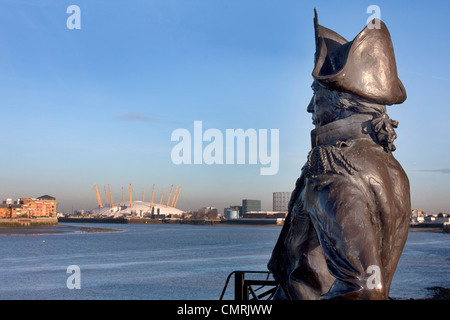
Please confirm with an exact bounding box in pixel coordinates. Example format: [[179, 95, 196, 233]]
[[166, 184, 174, 207], [94, 184, 103, 208], [108, 184, 114, 207], [104, 186, 110, 206], [142, 187, 145, 202], [171, 186, 179, 207], [150, 184, 155, 207], [173, 186, 182, 208], [122, 187, 125, 202], [129, 184, 133, 208], [159, 186, 165, 205]]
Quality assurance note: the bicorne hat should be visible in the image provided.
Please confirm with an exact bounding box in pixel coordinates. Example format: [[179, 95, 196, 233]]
[[312, 9, 406, 105]]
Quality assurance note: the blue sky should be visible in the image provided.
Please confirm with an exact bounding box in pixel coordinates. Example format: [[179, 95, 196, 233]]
[[0, 0, 449, 214]]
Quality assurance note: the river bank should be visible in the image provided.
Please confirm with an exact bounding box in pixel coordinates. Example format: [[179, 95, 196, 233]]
[[57, 216, 284, 226], [0, 217, 58, 228], [58, 217, 450, 231], [0, 224, 123, 236]]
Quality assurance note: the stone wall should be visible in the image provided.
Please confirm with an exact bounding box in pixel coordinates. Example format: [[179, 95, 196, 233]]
[[0, 217, 58, 228]]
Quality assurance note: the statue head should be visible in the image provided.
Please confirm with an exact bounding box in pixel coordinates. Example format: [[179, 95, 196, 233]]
[[307, 81, 351, 128], [307, 81, 388, 128]]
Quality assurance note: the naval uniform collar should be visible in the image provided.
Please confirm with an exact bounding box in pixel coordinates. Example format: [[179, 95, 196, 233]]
[[310, 114, 374, 148]]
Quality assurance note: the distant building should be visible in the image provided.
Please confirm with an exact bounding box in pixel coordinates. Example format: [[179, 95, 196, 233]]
[[197, 207, 218, 215], [411, 209, 425, 218], [224, 209, 239, 220], [36, 195, 57, 215], [242, 199, 261, 215], [224, 205, 242, 217], [410, 209, 425, 224], [410, 209, 450, 224], [273, 192, 290, 212], [20, 196, 57, 217], [0, 195, 57, 218], [243, 211, 287, 219], [0, 203, 22, 218]]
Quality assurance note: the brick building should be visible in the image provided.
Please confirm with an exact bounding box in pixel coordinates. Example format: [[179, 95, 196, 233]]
[[0, 195, 57, 218], [0, 204, 23, 218]]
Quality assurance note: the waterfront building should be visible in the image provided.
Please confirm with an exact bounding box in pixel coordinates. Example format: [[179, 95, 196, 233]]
[[224, 209, 239, 220], [20, 196, 56, 217], [242, 199, 261, 215], [273, 192, 290, 212], [36, 195, 57, 215], [197, 207, 217, 215], [0, 195, 57, 218], [243, 211, 287, 219], [223, 205, 242, 217], [0, 204, 22, 218]]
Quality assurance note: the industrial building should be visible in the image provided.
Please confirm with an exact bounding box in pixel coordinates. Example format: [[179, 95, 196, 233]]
[[224, 208, 239, 220], [242, 199, 261, 215], [223, 205, 242, 218], [91, 184, 184, 217], [273, 192, 290, 212], [243, 211, 287, 219]]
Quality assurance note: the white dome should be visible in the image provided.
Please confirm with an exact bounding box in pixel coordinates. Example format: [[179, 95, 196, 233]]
[[91, 201, 184, 217]]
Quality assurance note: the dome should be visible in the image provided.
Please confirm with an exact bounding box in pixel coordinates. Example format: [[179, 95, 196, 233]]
[[91, 201, 185, 217], [92, 184, 183, 218]]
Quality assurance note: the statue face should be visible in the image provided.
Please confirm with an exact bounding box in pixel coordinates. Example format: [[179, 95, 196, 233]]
[[307, 82, 338, 128]]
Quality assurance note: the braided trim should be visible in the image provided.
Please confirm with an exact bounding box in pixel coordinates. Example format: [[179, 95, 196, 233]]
[[305, 142, 358, 178]]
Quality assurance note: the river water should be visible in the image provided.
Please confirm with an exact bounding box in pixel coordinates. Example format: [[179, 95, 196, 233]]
[[0, 223, 448, 300]]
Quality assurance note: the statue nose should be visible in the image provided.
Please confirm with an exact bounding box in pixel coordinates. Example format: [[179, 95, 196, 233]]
[[307, 96, 315, 113]]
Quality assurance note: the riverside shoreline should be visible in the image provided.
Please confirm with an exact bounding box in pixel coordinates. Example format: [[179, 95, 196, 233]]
[[0, 224, 123, 236], [57, 216, 284, 226], [0, 217, 58, 228]]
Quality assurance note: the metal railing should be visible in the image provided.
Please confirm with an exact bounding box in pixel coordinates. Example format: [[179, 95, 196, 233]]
[[219, 270, 278, 300]]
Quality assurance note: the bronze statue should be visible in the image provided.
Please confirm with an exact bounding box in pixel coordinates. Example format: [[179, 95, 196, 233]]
[[268, 10, 410, 300]]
